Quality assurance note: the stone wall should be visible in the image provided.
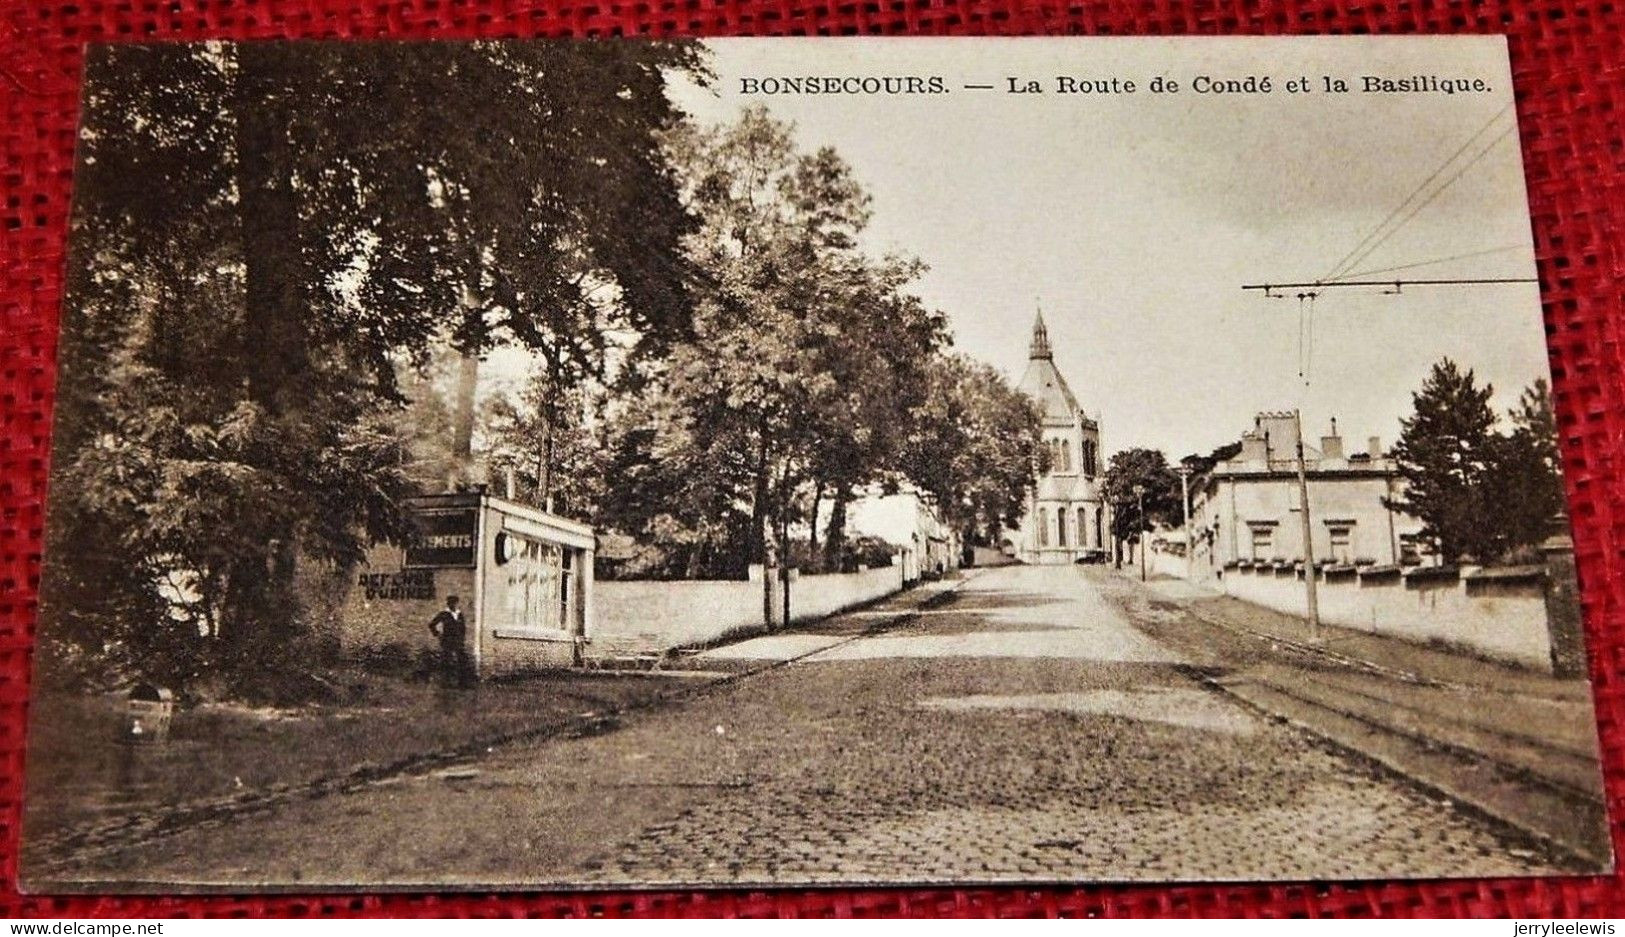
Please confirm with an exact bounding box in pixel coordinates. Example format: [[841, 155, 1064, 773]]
[[1221, 562, 1557, 671], [591, 564, 905, 655]]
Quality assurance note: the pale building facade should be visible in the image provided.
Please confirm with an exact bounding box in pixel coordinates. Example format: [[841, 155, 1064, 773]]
[[1011, 313, 1109, 564], [1187, 412, 1427, 583], [843, 487, 961, 581]]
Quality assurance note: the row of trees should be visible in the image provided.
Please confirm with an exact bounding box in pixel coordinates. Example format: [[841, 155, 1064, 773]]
[[44, 44, 1046, 692], [475, 107, 1047, 581]]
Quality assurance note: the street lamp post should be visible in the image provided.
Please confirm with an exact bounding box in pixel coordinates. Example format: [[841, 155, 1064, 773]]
[[1133, 483, 1147, 582]]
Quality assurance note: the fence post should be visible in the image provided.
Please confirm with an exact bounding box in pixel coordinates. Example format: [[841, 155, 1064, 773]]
[[1540, 513, 1586, 678]]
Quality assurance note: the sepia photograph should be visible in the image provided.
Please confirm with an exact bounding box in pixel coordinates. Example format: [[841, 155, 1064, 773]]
[[19, 35, 1609, 891]]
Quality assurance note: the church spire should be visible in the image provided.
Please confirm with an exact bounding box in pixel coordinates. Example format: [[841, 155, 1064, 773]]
[[1030, 304, 1053, 360]]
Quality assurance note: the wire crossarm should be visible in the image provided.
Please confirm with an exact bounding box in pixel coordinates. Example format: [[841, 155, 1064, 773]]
[[1243, 277, 1537, 294]]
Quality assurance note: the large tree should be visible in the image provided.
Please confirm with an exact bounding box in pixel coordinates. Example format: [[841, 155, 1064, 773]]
[[607, 107, 948, 589], [481, 365, 609, 520], [43, 40, 704, 690], [806, 257, 947, 569], [1484, 378, 1568, 558], [1384, 358, 1501, 563], [901, 355, 1047, 547], [1103, 447, 1182, 552]]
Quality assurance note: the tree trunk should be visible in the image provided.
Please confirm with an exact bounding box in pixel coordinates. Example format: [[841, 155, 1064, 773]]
[[808, 482, 823, 569], [747, 419, 769, 568], [751, 421, 774, 626], [538, 356, 559, 510], [449, 351, 478, 491], [823, 483, 851, 572], [226, 45, 311, 680], [761, 504, 778, 629], [780, 493, 792, 629], [235, 44, 311, 417], [217, 552, 268, 665]]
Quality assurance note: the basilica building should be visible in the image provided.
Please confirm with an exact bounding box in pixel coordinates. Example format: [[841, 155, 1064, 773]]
[[1011, 313, 1109, 564]]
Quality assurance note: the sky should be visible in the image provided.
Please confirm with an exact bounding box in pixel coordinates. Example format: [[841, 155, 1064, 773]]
[[659, 36, 1549, 459]]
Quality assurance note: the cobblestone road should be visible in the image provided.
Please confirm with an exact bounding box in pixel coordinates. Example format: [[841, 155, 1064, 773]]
[[58, 565, 1567, 889]]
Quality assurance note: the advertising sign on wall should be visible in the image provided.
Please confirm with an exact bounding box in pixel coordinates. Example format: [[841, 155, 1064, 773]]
[[404, 507, 477, 568]]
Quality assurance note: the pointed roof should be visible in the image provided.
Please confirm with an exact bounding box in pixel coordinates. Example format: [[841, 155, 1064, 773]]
[[1017, 309, 1083, 424], [1030, 309, 1053, 359]]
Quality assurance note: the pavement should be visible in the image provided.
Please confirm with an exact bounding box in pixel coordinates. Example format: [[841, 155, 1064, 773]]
[[1126, 573, 1612, 869], [25, 565, 1601, 892]]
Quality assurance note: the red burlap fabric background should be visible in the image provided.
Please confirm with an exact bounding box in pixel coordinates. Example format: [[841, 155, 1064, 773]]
[[2, 0, 1623, 919]]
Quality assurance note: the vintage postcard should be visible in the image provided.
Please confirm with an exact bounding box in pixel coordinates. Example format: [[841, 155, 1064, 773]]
[[21, 35, 1610, 891]]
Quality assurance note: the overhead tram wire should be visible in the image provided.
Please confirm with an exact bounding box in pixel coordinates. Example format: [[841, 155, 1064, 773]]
[[1244, 129, 1530, 295], [1237, 109, 1525, 640], [1318, 102, 1514, 284], [1243, 277, 1535, 291], [1330, 244, 1525, 282], [1328, 122, 1517, 282]]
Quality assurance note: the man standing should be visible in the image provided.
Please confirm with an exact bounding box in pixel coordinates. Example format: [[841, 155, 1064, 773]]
[[428, 594, 473, 687]]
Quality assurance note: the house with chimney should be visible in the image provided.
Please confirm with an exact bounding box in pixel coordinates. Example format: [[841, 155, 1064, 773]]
[[1186, 412, 1427, 582]]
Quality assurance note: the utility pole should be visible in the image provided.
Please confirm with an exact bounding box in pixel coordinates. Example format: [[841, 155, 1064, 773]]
[[1106, 495, 1120, 569], [1292, 409, 1322, 640], [1133, 483, 1147, 582], [1176, 465, 1193, 582]]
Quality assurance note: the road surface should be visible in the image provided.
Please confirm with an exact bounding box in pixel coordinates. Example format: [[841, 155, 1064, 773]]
[[47, 565, 1566, 890]]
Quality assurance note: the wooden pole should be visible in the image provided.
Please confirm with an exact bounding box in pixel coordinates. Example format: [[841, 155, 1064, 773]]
[[1293, 409, 1322, 640]]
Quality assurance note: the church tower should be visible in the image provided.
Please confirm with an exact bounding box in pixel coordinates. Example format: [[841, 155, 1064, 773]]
[[1012, 309, 1107, 564]]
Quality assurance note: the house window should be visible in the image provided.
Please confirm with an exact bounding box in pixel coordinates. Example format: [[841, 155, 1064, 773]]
[[560, 548, 575, 630], [1248, 523, 1275, 561], [1037, 507, 1049, 547], [505, 536, 567, 632], [1325, 522, 1354, 563], [1399, 533, 1422, 566]]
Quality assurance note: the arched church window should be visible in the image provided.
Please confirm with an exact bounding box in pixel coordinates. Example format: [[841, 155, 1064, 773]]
[[1051, 438, 1072, 473], [1037, 507, 1049, 547], [1057, 506, 1067, 546]]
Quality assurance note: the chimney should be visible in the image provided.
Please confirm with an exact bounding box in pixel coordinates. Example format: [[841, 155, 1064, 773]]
[[1320, 433, 1344, 461], [1256, 412, 1300, 460], [1368, 436, 1383, 459], [1240, 430, 1269, 464]]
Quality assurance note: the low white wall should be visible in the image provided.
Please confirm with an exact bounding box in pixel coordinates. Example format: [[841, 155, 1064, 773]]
[[591, 564, 904, 654], [790, 564, 904, 624], [1149, 548, 1187, 580], [1221, 565, 1554, 671]]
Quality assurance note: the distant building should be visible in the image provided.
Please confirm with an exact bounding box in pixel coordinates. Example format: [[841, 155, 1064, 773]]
[[842, 486, 960, 582], [1011, 311, 1108, 564], [1187, 412, 1426, 581]]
